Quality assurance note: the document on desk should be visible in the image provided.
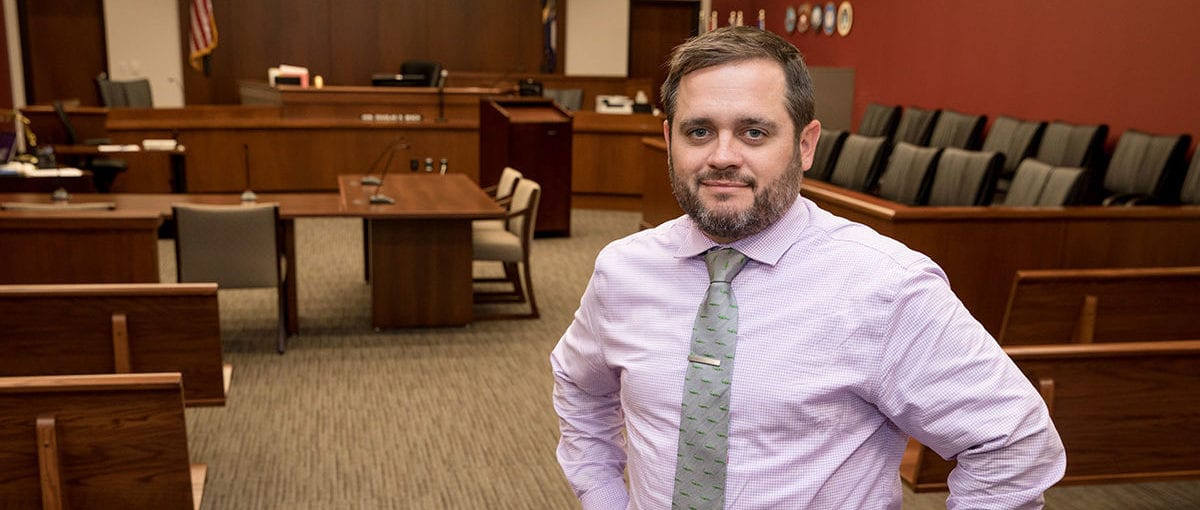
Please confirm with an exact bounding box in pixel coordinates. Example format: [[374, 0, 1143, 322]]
[[98, 144, 142, 152], [27, 168, 85, 177]]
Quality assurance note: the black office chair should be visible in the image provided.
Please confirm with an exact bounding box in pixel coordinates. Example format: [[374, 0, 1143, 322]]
[[52, 101, 127, 193], [399, 61, 444, 87]]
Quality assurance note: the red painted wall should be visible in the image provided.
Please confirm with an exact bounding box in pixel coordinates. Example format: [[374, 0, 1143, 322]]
[[710, 0, 1199, 153]]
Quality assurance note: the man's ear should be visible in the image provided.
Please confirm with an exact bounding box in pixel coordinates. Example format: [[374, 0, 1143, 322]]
[[798, 120, 822, 171], [662, 119, 671, 146]]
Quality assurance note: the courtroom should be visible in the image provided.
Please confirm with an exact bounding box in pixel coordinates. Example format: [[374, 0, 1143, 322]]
[[0, 1, 1197, 509]]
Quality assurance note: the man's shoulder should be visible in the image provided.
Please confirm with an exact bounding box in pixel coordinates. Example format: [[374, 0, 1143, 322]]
[[803, 203, 935, 274]]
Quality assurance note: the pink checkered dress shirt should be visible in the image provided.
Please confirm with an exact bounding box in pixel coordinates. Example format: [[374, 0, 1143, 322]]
[[551, 196, 1065, 509]]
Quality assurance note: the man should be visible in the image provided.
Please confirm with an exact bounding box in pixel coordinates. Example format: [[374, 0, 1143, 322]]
[[551, 26, 1065, 509]]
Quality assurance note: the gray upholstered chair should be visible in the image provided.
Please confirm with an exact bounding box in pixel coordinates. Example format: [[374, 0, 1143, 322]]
[[927, 148, 1004, 206], [96, 72, 153, 107], [1034, 121, 1108, 168], [1182, 151, 1200, 205], [472, 178, 542, 319], [982, 116, 1047, 180], [857, 103, 900, 141], [544, 88, 584, 111], [893, 107, 940, 146], [927, 110, 986, 150], [808, 128, 847, 182], [1001, 159, 1083, 206], [173, 203, 288, 352], [1100, 130, 1191, 205], [475, 167, 523, 231], [876, 142, 942, 205], [827, 134, 889, 193]]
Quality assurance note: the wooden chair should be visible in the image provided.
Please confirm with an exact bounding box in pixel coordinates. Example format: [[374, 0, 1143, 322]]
[[901, 340, 1200, 491], [472, 178, 542, 319], [0, 283, 229, 406], [0, 372, 206, 509], [998, 267, 1200, 345]]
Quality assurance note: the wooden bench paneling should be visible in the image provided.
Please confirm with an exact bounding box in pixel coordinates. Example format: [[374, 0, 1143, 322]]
[[0, 372, 203, 509], [901, 340, 1200, 491], [0, 211, 161, 285], [999, 267, 1200, 344], [0, 283, 227, 406]]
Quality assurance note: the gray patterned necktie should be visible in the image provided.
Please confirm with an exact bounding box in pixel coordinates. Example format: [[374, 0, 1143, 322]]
[[672, 248, 749, 509]]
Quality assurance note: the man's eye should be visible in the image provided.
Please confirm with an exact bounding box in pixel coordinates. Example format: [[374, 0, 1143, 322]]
[[689, 128, 710, 138], [744, 128, 766, 139]]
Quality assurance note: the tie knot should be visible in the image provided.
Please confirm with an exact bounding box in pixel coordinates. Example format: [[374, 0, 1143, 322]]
[[704, 248, 748, 283]]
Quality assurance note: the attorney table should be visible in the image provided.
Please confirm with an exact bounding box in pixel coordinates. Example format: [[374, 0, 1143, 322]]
[[1, 174, 502, 333], [338, 173, 504, 328]]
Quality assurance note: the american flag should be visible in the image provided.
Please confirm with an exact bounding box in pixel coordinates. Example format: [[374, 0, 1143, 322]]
[[189, 0, 217, 72]]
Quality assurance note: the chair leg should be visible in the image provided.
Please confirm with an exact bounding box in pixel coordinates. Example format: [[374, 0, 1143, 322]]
[[521, 260, 538, 319], [276, 282, 288, 354]]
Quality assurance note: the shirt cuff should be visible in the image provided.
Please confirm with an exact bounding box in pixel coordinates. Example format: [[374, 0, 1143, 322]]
[[579, 477, 630, 510]]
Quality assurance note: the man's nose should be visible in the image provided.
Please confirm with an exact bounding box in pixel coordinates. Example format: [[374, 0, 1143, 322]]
[[707, 133, 743, 169]]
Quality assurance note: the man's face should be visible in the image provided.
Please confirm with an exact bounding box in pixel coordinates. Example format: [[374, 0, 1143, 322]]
[[664, 58, 820, 243]]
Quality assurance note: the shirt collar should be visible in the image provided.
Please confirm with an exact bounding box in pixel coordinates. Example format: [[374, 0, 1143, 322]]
[[674, 195, 811, 266]]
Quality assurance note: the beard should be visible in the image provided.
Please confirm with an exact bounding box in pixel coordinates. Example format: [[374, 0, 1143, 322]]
[[668, 144, 805, 241]]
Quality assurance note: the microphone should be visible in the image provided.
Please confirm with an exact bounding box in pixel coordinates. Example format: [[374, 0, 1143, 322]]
[[435, 69, 450, 123], [361, 137, 410, 185], [240, 143, 257, 202], [367, 139, 409, 205]]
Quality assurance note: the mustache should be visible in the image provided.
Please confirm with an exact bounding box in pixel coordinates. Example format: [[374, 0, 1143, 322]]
[[695, 168, 756, 186]]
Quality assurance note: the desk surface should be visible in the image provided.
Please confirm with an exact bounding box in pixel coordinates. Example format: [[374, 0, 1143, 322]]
[[338, 173, 503, 219], [0, 192, 345, 218]]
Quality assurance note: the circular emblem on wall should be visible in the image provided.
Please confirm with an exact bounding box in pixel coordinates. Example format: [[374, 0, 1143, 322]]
[[785, 6, 797, 34], [810, 3, 823, 31], [797, 3, 812, 33], [836, 1, 853, 36], [823, 2, 836, 35]]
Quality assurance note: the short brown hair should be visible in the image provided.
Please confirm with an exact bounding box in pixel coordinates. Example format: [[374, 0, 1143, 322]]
[[660, 26, 815, 135]]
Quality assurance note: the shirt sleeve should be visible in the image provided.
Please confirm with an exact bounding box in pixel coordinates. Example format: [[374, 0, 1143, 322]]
[[550, 267, 630, 509], [875, 265, 1066, 509]]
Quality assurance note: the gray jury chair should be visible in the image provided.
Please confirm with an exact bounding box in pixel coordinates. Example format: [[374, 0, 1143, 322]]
[[472, 178, 542, 320], [827, 134, 889, 193], [857, 103, 901, 141], [475, 166, 523, 231], [926, 148, 1004, 206], [1182, 150, 1200, 205], [982, 116, 1047, 181], [173, 203, 289, 353], [1000, 159, 1084, 207], [927, 110, 986, 150], [1034, 121, 1108, 203], [808, 128, 848, 182], [876, 142, 943, 205], [1100, 130, 1191, 206], [893, 107, 941, 146]]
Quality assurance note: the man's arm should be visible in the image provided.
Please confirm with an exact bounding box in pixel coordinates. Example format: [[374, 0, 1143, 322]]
[[551, 275, 631, 509], [877, 267, 1066, 509]]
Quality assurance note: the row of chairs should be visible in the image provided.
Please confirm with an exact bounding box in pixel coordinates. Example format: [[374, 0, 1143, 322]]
[[815, 104, 1199, 206]]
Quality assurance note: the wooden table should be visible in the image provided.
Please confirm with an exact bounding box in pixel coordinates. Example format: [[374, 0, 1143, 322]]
[[338, 173, 504, 328]]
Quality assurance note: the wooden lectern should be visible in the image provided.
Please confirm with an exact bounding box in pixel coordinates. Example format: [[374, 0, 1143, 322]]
[[479, 98, 573, 237]]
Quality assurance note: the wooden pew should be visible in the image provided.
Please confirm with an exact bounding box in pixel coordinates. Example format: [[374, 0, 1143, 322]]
[[0, 372, 205, 509], [900, 340, 1200, 491], [0, 283, 229, 406], [999, 267, 1200, 344]]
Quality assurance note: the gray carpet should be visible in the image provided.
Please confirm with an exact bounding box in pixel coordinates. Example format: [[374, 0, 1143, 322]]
[[166, 209, 1200, 509]]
